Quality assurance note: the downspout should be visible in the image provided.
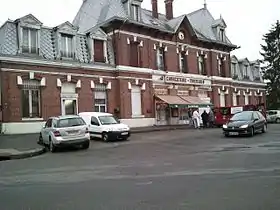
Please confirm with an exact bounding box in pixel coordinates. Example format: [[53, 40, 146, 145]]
[[0, 61, 3, 134]]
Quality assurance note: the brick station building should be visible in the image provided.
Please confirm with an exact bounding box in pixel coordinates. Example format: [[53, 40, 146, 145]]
[[0, 0, 266, 134]]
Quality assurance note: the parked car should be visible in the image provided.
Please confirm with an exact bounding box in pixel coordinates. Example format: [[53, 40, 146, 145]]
[[222, 111, 267, 137], [39, 115, 90, 152], [78, 112, 130, 142], [266, 110, 280, 123]]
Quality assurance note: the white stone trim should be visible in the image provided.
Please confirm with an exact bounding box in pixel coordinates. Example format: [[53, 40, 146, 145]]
[[141, 83, 146, 90], [106, 82, 112, 90], [104, 41, 108, 63], [16, 75, 46, 86], [90, 80, 95, 89], [128, 82, 132, 90], [116, 65, 153, 74], [107, 30, 230, 55], [232, 80, 266, 86], [0, 56, 115, 71]]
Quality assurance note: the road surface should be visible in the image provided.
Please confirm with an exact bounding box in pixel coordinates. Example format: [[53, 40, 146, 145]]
[[1, 125, 280, 210]]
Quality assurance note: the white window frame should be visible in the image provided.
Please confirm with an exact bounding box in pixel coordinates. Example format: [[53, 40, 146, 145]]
[[244, 65, 248, 77], [219, 28, 225, 41], [179, 52, 187, 73], [60, 83, 78, 115], [61, 34, 74, 58], [219, 92, 225, 107], [218, 58, 222, 76], [22, 80, 41, 119], [244, 94, 249, 105], [232, 93, 237, 106], [157, 48, 165, 70], [132, 4, 140, 21], [198, 55, 205, 75], [131, 85, 143, 117], [21, 27, 38, 54], [94, 84, 107, 113]]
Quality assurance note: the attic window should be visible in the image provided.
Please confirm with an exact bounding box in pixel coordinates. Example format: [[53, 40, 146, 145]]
[[22, 28, 38, 54], [131, 4, 140, 21], [219, 28, 225, 41]]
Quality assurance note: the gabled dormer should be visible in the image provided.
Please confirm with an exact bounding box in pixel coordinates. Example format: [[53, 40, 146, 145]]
[[250, 60, 262, 81], [238, 58, 251, 80], [54, 21, 78, 59], [15, 14, 42, 55], [212, 15, 227, 42], [231, 55, 239, 79], [87, 27, 109, 63], [122, 0, 143, 21]]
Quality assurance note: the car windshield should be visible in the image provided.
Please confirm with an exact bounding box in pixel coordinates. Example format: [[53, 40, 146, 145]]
[[57, 117, 86, 128], [230, 112, 253, 121], [98, 116, 118, 125]]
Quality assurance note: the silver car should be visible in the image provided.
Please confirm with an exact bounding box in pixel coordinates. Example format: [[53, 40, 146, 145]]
[[266, 110, 280, 123], [39, 115, 90, 152]]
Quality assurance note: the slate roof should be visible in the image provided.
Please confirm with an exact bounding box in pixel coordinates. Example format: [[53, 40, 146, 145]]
[[73, 0, 236, 47], [231, 56, 263, 83], [0, 14, 115, 65]]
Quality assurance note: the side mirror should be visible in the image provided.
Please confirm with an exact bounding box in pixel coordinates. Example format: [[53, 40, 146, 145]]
[[117, 119, 120, 123], [253, 118, 258, 122]]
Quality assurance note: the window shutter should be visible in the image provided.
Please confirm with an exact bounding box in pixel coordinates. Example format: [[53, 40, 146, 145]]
[[94, 40, 105, 62]]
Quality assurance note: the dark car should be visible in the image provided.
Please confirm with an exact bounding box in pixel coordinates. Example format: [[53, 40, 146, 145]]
[[222, 111, 267, 137]]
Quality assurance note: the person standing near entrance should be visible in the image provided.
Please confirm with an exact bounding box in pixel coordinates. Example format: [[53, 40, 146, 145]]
[[192, 108, 201, 129], [208, 108, 215, 128], [201, 110, 208, 128]]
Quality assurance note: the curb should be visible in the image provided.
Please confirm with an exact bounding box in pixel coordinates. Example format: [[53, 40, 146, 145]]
[[131, 126, 192, 134], [0, 147, 46, 161]]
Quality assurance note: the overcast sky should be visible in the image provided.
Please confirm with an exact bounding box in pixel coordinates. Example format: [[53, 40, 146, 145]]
[[0, 0, 279, 60]]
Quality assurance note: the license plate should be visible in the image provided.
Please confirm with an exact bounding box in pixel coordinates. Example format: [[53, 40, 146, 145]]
[[121, 132, 128, 135], [68, 130, 78, 135], [229, 132, 239, 136]]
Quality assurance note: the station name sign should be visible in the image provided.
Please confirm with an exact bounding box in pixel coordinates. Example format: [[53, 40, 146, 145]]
[[165, 76, 206, 85]]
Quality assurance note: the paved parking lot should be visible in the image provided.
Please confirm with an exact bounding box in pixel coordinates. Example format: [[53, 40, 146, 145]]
[[1, 125, 280, 210]]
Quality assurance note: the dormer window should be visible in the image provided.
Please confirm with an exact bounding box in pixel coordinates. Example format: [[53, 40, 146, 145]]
[[243, 65, 249, 78], [61, 34, 74, 58], [131, 4, 140, 21], [219, 28, 225, 41], [22, 27, 38, 54]]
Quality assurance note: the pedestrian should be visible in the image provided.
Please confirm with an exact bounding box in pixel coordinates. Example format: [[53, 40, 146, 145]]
[[208, 108, 215, 128], [201, 110, 208, 128], [192, 108, 201, 129]]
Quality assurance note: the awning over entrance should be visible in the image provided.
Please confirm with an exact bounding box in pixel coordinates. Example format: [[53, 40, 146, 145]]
[[180, 96, 212, 108], [155, 95, 189, 108]]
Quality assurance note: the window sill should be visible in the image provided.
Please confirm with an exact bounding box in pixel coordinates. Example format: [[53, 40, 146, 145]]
[[131, 115, 145, 119], [22, 118, 44, 122]]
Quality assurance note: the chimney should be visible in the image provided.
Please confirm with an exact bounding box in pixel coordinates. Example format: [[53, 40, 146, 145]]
[[151, 0, 158, 18], [165, 0, 174, 20]]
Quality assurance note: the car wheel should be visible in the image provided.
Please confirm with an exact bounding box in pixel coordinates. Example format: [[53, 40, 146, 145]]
[[262, 124, 267, 133], [249, 127, 254, 137], [82, 141, 90, 149], [276, 118, 280, 124], [102, 133, 109, 142], [224, 132, 229, 137], [49, 139, 56, 153], [38, 133, 44, 145]]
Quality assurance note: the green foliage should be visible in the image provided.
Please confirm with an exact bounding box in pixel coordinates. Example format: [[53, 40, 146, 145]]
[[260, 20, 280, 109]]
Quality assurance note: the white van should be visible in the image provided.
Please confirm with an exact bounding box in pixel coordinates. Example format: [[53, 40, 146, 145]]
[[78, 112, 130, 141]]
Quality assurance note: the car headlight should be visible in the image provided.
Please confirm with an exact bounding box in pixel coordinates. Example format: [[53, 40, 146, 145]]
[[240, 124, 248, 128], [222, 124, 228, 128]]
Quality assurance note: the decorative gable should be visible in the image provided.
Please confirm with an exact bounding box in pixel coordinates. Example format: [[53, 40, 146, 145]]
[[88, 27, 107, 41], [172, 16, 196, 43], [16, 14, 42, 29], [55, 21, 78, 35]]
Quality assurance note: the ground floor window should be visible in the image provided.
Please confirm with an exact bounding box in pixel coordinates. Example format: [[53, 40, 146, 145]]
[[244, 94, 249, 105], [131, 85, 142, 116], [232, 94, 237, 106], [61, 83, 78, 115], [21, 80, 41, 118], [219, 92, 225, 107], [94, 84, 107, 112]]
